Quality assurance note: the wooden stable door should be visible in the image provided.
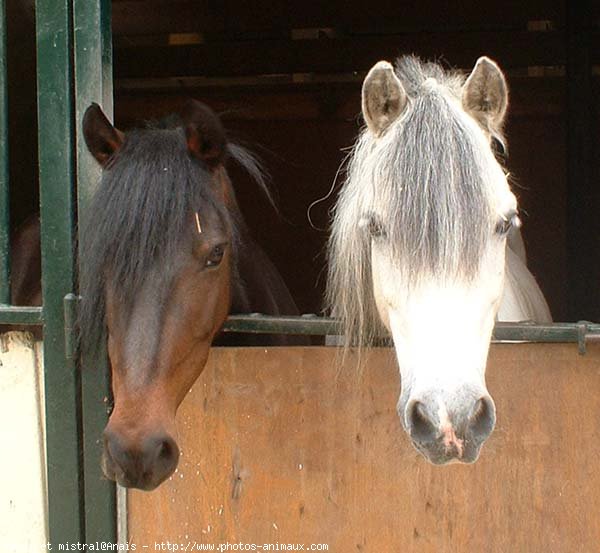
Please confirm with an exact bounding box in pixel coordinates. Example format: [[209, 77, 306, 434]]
[[128, 344, 600, 552]]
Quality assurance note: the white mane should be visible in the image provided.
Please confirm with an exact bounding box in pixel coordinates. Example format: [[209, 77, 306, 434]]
[[500, 243, 552, 322]]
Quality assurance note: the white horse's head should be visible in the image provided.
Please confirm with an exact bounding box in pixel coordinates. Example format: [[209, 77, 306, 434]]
[[328, 56, 519, 464]]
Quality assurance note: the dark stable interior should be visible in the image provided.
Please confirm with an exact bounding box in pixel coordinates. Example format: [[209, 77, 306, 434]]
[[8, 1, 600, 321]]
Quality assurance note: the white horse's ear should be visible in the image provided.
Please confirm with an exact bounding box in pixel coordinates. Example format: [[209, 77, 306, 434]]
[[362, 61, 407, 136], [462, 57, 508, 129]]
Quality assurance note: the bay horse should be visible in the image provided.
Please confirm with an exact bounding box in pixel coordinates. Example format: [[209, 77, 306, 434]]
[[76, 100, 302, 490], [326, 56, 551, 465]]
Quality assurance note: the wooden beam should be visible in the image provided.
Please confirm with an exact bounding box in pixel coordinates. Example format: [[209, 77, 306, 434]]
[[113, 76, 565, 125], [112, 0, 566, 37], [114, 30, 575, 80]]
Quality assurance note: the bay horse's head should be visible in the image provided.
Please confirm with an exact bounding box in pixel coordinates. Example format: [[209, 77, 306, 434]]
[[328, 56, 518, 464], [81, 101, 237, 490]]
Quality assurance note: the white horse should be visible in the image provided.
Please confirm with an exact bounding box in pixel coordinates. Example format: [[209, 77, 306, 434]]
[[326, 55, 551, 464]]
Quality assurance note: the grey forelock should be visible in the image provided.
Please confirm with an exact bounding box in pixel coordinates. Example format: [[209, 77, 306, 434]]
[[326, 55, 498, 346]]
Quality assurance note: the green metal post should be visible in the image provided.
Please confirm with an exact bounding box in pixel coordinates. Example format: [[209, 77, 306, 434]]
[[73, 0, 116, 542], [221, 314, 600, 343], [36, 0, 84, 545], [0, 0, 10, 304]]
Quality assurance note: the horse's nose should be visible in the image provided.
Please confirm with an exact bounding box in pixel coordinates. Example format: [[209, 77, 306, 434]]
[[464, 395, 496, 445], [403, 392, 496, 464], [103, 431, 179, 490]]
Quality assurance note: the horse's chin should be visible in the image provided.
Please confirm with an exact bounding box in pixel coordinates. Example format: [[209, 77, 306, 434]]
[[119, 477, 166, 492], [413, 442, 482, 466]]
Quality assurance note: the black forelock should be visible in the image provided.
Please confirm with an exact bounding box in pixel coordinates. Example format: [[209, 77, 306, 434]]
[[78, 126, 232, 354]]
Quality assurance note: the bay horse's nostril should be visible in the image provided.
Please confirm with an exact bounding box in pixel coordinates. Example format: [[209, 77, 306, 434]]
[[145, 435, 179, 480], [103, 431, 179, 490]]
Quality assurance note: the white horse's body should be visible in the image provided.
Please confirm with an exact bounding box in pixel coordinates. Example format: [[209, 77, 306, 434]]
[[501, 242, 552, 322]]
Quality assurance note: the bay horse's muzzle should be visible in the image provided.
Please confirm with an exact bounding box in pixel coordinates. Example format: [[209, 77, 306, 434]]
[[102, 430, 179, 490]]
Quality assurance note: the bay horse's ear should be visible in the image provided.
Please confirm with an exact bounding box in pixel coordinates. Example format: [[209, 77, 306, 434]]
[[362, 60, 407, 137], [182, 100, 227, 169], [462, 57, 508, 130], [82, 103, 125, 167]]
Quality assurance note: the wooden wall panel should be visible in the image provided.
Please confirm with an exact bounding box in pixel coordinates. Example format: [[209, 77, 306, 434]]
[[128, 344, 600, 552]]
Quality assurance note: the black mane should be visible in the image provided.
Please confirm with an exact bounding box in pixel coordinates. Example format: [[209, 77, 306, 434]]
[[78, 124, 266, 353]]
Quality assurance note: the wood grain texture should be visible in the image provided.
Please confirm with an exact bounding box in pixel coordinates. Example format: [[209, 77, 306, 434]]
[[128, 344, 600, 552]]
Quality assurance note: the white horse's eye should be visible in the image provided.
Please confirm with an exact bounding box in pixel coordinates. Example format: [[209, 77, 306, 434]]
[[495, 212, 520, 236], [495, 219, 511, 235], [369, 219, 385, 238], [359, 214, 386, 239], [491, 136, 507, 159]]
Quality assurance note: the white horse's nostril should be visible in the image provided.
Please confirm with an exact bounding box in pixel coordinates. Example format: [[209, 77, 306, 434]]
[[406, 400, 437, 444], [466, 396, 496, 442]]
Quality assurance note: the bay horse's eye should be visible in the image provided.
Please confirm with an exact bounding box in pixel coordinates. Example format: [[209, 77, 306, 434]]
[[205, 244, 225, 267]]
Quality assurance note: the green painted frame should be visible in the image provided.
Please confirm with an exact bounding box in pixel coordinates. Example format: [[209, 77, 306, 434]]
[[36, 0, 116, 545], [35, 0, 83, 544], [73, 0, 116, 544]]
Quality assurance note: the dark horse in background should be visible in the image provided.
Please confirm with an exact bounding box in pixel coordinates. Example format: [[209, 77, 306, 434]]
[[5, 0, 41, 309], [6, 100, 305, 490]]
